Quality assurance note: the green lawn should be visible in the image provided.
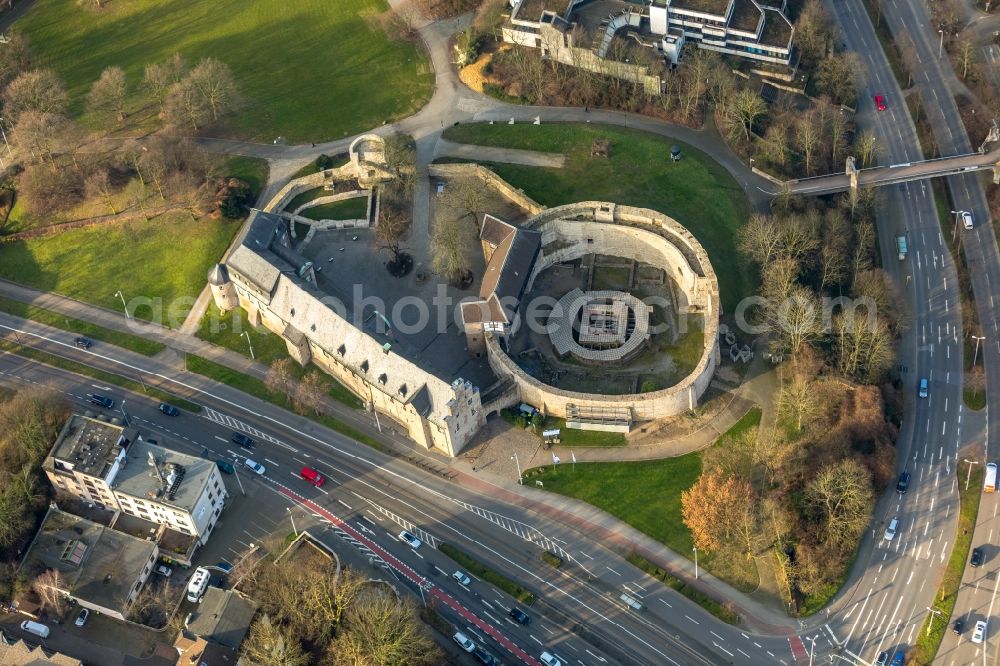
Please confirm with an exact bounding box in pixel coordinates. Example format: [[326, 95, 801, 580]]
[[442, 123, 753, 309], [523, 408, 762, 591], [0, 214, 241, 326], [225, 157, 270, 204], [0, 295, 165, 355], [18, 0, 432, 142], [300, 197, 368, 221]]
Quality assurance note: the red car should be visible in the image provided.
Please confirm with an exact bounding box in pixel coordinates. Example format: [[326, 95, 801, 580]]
[[299, 466, 326, 487], [874, 94, 887, 111]]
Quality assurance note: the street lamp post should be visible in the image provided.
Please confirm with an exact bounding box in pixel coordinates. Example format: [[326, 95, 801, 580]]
[[972, 334, 986, 367], [510, 452, 523, 485], [286, 507, 297, 537], [926, 607, 943, 636], [749, 157, 755, 170], [939, 29, 945, 58], [0, 117, 12, 159], [807, 635, 817, 666], [114, 290, 130, 319], [964, 458, 980, 490], [950, 210, 964, 243], [240, 330, 255, 360], [693, 547, 699, 579]]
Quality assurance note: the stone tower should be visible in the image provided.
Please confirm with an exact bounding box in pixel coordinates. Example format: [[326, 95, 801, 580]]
[[207, 264, 237, 312]]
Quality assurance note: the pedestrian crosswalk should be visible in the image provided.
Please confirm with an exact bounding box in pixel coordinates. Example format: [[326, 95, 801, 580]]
[[203, 407, 289, 448]]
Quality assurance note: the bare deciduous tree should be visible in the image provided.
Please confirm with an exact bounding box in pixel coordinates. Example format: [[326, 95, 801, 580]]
[[794, 111, 820, 174], [855, 129, 880, 168], [242, 615, 310, 666], [430, 215, 475, 286], [333, 585, 443, 666], [87, 66, 128, 123], [737, 213, 782, 266], [163, 77, 211, 130], [440, 176, 491, 231], [805, 458, 873, 549], [294, 372, 327, 416], [12, 110, 73, 164], [265, 358, 297, 403], [0, 32, 33, 90], [778, 376, 821, 433], [3, 69, 68, 120], [729, 88, 767, 142], [85, 166, 119, 215], [142, 53, 188, 112], [33, 569, 68, 616], [187, 58, 240, 121]]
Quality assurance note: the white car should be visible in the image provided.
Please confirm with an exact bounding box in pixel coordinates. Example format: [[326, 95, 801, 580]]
[[154, 564, 172, 577], [973, 620, 987, 643], [74, 609, 89, 627], [452, 570, 471, 586], [540, 651, 562, 666], [884, 517, 898, 542], [453, 631, 475, 653], [244, 459, 266, 475], [963, 211, 974, 230], [398, 530, 422, 549]]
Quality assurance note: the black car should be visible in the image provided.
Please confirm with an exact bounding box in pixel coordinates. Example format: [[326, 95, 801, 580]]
[[971, 547, 985, 567], [896, 471, 911, 494], [74, 337, 92, 349], [509, 607, 530, 625], [230, 432, 255, 449], [875, 651, 889, 666], [88, 394, 114, 409], [954, 618, 965, 635], [473, 647, 498, 665], [158, 403, 180, 417]]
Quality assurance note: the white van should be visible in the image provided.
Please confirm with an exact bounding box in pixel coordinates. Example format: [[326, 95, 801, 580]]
[[619, 592, 644, 611], [986, 462, 997, 493], [20, 620, 49, 638], [186, 567, 210, 603]]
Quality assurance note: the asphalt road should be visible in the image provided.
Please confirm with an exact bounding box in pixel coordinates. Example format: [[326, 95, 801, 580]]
[[0, 316, 812, 666]]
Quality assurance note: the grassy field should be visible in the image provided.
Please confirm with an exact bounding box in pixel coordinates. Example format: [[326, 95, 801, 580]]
[[301, 197, 368, 221], [0, 214, 241, 326], [442, 123, 753, 309], [184, 354, 380, 449], [0, 295, 165, 355], [438, 543, 535, 605], [522, 408, 762, 592], [225, 157, 270, 205], [18, 0, 432, 142]]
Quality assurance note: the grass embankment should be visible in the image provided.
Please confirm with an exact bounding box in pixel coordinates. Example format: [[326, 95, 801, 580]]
[[19, 0, 432, 142], [906, 94, 940, 159], [929, 181, 985, 410], [438, 542, 536, 605], [226, 157, 270, 204], [0, 295, 165, 355], [441, 123, 753, 310], [912, 466, 984, 664], [627, 552, 739, 624], [859, 0, 910, 90], [0, 339, 200, 412], [523, 408, 762, 595], [0, 215, 241, 326], [184, 354, 381, 450]]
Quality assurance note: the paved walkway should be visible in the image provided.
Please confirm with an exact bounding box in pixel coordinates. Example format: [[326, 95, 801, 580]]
[[435, 138, 566, 167]]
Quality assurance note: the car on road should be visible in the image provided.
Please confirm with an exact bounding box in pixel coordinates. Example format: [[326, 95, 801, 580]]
[[973, 620, 987, 643], [453, 631, 475, 653], [509, 607, 531, 625], [74, 337, 92, 349], [971, 547, 985, 567], [230, 432, 255, 449], [473, 647, 498, 665], [884, 517, 899, 542], [398, 531, 422, 549], [875, 652, 889, 666], [215, 459, 235, 475], [88, 394, 114, 409], [896, 471, 911, 494], [954, 618, 965, 634], [918, 378, 928, 398], [891, 652, 905, 666], [155, 564, 172, 577], [452, 570, 471, 586], [243, 459, 265, 476], [540, 651, 562, 666], [874, 94, 887, 111], [74, 609, 89, 627], [299, 466, 325, 487], [962, 211, 974, 230], [158, 403, 180, 416]]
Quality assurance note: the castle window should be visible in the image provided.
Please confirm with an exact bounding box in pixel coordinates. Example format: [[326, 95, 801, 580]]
[[311, 323, 316, 332], [378, 373, 387, 385], [398, 384, 408, 397], [361, 360, 369, 373], [338, 344, 346, 356]]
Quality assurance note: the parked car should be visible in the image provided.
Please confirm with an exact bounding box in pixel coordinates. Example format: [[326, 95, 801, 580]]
[[453, 631, 475, 653], [398, 530, 422, 549], [971, 547, 985, 567], [88, 394, 114, 409], [299, 466, 325, 487], [884, 517, 899, 542], [452, 570, 471, 586], [874, 94, 887, 111], [155, 564, 172, 577], [230, 432, 255, 449], [875, 651, 889, 665], [954, 618, 965, 635], [473, 647, 498, 665], [215, 459, 235, 475], [74, 337, 92, 349], [244, 459, 265, 476], [509, 607, 531, 625], [962, 211, 974, 230], [74, 609, 89, 627], [973, 620, 987, 644], [158, 403, 180, 416], [891, 652, 905, 666], [540, 652, 562, 666], [896, 472, 911, 494]]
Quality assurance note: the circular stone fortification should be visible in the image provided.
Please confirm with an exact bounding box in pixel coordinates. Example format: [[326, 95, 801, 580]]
[[484, 201, 720, 423], [547, 289, 650, 365]]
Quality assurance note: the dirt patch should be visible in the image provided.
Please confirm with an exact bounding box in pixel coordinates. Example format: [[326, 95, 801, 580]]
[[459, 43, 510, 93]]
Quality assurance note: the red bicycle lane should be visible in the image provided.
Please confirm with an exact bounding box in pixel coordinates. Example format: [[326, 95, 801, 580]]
[[275, 483, 541, 666]]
